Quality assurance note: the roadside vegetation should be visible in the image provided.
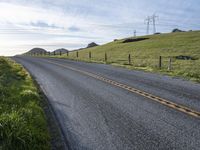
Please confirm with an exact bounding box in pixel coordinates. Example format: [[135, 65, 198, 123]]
[[0, 57, 50, 150], [51, 31, 200, 82]]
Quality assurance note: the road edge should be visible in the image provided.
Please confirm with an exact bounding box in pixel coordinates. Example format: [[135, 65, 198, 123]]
[[35, 79, 70, 150]]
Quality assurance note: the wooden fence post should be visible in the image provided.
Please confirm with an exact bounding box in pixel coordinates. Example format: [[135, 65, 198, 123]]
[[159, 56, 162, 69], [168, 57, 172, 71], [128, 54, 131, 65], [76, 51, 79, 58], [105, 52, 107, 62], [89, 51, 91, 59], [67, 51, 69, 56], [54, 51, 55, 56]]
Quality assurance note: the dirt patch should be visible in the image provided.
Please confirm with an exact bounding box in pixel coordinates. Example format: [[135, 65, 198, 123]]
[[122, 38, 149, 43], [175, 55, 197, 60]]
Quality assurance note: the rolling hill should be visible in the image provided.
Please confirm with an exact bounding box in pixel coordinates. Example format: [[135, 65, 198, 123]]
[[27, 48, 47, 55], [46, 31, 200, 81], [53, 48, 68, 54]]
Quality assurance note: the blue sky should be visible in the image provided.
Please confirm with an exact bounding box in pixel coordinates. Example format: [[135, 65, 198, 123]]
[[0, 0, 200, 56]]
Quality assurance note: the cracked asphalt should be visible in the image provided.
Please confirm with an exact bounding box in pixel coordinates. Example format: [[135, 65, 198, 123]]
[[14, 56, 200, 150]]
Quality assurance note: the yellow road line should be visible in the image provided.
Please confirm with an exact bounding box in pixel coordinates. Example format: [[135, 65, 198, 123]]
[[45, 60, 200, 118]]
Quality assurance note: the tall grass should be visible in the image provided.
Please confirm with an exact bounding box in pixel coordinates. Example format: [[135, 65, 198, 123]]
[[0, 57, 50, 150]]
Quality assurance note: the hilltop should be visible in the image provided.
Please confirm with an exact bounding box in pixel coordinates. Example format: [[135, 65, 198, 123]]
[[25, 48, 69, 55], [86, 42, 99, 48], [53, 48, 68, 54], [27, 48, 47, 54]]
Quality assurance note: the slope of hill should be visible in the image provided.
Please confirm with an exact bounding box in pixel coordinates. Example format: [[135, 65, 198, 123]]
[[86, 42, 99, 48], [53, 48, 68, 54], [53, 31, 200, 81], [27, 48, 47, 54]]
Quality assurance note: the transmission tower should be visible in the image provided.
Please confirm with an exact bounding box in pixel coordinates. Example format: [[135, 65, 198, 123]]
[[145, 14, 159, 35], [145, 16, 151, 35], [152, 14, 159, 34]]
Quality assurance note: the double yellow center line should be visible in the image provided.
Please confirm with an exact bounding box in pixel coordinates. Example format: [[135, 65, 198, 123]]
[[45, 60, 200, 118]]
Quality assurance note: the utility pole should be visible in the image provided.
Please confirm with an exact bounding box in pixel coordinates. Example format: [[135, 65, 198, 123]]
[[134, 30, 136, 37]]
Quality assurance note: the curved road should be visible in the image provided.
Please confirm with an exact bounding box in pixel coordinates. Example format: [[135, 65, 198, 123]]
[[14, 56, 200, 150]]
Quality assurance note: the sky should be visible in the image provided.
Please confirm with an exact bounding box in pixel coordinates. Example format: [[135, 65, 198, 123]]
[[0, 0, 200, 56]]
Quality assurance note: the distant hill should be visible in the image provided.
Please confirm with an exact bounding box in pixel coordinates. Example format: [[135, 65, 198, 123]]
[[86, 42, 99, 48], [27, 48, 47, 54], [53, 48, 68, 54], [172, 28, 184, 33]]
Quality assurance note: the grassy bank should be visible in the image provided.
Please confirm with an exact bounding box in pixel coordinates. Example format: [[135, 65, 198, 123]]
[[51, 31, 200, 82], [0, 57, 50, 150]]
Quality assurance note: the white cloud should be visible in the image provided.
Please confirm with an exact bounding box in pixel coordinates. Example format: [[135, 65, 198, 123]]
[[0, 0, 200, 56], [0, 2, 118, 55]]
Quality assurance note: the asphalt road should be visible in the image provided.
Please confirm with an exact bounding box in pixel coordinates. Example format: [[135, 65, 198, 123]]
[[14, 56, 200, 150]]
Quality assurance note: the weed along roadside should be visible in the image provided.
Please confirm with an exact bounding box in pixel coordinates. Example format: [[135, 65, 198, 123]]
[[0, 57, 65, 150]]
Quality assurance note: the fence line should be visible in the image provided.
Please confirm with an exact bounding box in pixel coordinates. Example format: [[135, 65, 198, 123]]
[[27, 51, 200, 72]]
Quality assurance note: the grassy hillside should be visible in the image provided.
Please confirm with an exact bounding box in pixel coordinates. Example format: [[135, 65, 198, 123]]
[[53, 31, 200, 82], [0, 57, 50, 150]]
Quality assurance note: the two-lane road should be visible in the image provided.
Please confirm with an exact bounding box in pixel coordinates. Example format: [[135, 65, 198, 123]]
[[14, 56, 200, 150]]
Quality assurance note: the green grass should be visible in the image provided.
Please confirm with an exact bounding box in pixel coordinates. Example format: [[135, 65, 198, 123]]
[[0, 57, 50, 150], [50, 31, 200, 82]]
